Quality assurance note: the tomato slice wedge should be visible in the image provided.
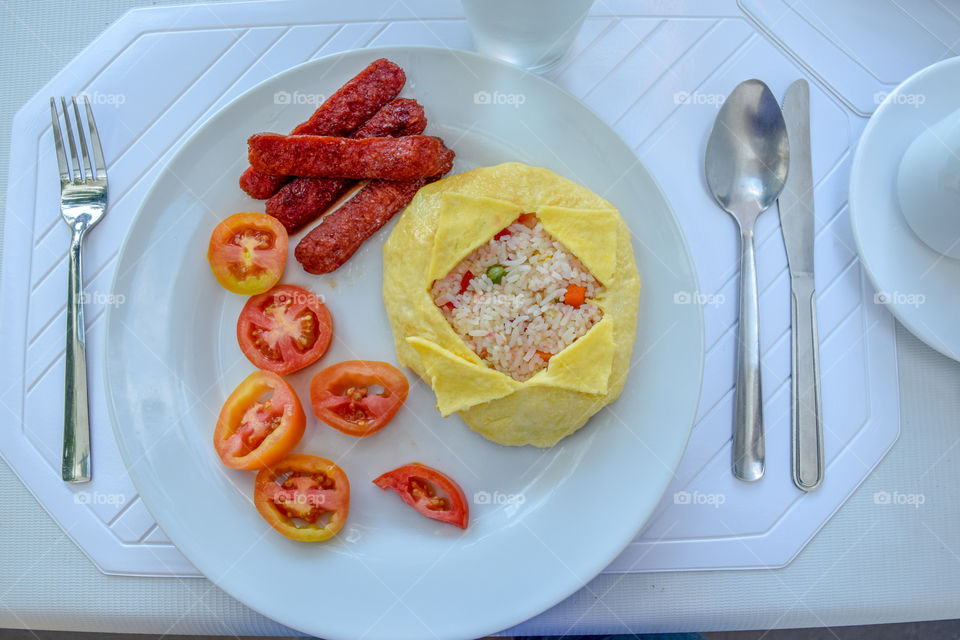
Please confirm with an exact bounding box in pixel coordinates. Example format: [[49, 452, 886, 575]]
[[310, 361, 409, 437], [373, 463, 469, 529], [237, 284, 333, 375], [254, 454, 350, 542], [208, 212, 288, 295], [213, 370, 305, 470]]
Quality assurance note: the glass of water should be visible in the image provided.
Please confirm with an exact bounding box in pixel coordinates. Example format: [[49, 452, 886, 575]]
[[462, 0, 595, 72]]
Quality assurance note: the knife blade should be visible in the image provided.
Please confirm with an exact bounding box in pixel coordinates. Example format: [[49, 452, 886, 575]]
[[779, 79, 824, 491]]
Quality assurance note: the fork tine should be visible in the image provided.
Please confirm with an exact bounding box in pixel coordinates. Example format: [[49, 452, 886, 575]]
[[60, 97, 81, 183], [49, 98, 70, 183], [71, 96, 93, 183], [82, 95, 107, 181]]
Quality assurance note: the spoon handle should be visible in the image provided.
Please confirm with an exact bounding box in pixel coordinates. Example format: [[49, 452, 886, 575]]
[[733, 229, 764, 481]]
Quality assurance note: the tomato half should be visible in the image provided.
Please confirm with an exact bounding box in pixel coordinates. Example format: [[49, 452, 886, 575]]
[[254, 454, 350, 542], [208, 212, 288, 295], [373, 463, 469, 529], [310, 361, 409, 437], [213, 370, 305, 470], [237, 284, 333, 375]]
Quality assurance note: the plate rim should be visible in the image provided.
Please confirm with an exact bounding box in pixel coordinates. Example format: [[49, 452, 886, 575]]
[[103, 44, 705, 638], [849, 55, 960, 362]]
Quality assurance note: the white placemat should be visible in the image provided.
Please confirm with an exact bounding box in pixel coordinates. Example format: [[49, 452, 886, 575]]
[[1, 0, 906, 577]]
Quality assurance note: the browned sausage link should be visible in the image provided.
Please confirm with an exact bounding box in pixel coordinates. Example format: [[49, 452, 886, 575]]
[[266, 99, 427, 233], [239, 58, 405, 199], [294, 148, 455, 274], [294, 180, 428, 274], [239, 168, 288, 200], [266, 177, 352, 233], [248, 135, 451, 181], [352, 97, 427, 138], [292, 59, 405, 136]]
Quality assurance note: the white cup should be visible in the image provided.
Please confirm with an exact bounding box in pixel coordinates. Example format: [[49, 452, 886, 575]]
[[461, 0, 594, 72], [897, 107, 960, 259]]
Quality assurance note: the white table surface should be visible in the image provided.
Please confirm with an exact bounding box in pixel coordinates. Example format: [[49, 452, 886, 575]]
[[1, 1, 959, 636]]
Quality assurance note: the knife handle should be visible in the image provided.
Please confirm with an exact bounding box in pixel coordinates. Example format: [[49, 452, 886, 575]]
[[733, 228, 764, 481], [791, 275, 823, 491]]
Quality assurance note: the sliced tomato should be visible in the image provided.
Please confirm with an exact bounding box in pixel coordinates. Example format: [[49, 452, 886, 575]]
[[208, 212, 288, 295], [310, 361, 409, 437], [237, 284, 333, 375], [254, 454, 350, 542], [373, 463, 469, 529], [213, 370, 305, 470]]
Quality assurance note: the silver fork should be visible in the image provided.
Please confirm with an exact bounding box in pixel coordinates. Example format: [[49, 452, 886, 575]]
[[50, 95, 108, 483]]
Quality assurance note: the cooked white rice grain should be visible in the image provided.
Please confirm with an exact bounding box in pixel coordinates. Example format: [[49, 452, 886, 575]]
[[430, 216, 604, 381]]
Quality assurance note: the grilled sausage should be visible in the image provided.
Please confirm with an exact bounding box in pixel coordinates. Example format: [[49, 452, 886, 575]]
[[265, 98, 426, 233], [248, 134, 452, 181], [294, 148, 454, 274], [239, 58, 405, 199]]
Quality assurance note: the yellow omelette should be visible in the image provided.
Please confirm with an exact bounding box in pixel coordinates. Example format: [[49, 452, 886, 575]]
[[382, 162, 641, 447]]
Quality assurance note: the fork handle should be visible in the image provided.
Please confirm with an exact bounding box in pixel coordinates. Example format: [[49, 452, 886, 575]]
[[63, 229, 91, 483]]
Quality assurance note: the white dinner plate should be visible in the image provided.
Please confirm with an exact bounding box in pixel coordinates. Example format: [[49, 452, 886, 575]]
[[104, 46, 703, 640], [850, 57, 960, 361]]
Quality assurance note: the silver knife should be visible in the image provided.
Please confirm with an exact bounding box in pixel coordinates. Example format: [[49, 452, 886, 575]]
[[779, 79, 824, 491]]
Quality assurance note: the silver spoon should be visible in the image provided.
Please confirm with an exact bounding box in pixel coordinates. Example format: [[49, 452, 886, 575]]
[[705, 79, 789, 482]]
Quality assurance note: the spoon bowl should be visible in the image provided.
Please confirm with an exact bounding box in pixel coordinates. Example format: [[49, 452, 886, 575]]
[[705, 78, 789, 481]]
